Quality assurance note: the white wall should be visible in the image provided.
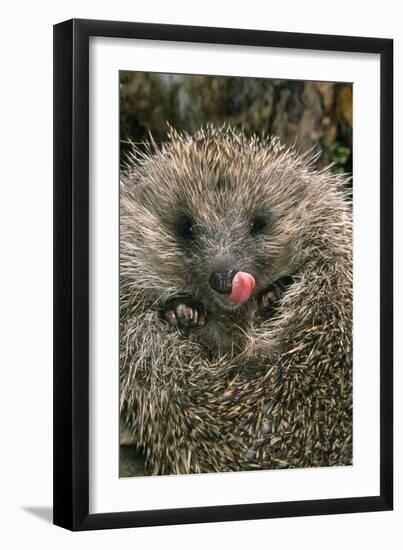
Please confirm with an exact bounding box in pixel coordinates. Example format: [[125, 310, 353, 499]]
[[0, 0, 400, 547]]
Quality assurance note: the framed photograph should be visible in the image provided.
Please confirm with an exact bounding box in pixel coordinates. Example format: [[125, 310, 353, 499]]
[[53, 19, 393, 530]]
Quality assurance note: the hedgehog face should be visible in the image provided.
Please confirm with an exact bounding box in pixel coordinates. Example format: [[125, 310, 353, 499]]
[[167, 197, 279, 313], [130, 152, 302, 320]]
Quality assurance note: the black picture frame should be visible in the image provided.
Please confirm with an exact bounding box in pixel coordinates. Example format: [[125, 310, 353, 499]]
[[53, 18, 393, 531]]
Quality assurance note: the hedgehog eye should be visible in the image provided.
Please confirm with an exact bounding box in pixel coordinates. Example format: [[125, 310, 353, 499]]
[[250, 215, 267, 235], [178, 217, 194, 239]]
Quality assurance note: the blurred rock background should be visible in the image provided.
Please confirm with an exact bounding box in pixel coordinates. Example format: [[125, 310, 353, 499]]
[[120, 71, 352, 174]]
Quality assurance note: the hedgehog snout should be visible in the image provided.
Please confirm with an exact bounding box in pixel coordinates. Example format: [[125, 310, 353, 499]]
[[208, 265, 237, 294], [208, 263, 256, 307]]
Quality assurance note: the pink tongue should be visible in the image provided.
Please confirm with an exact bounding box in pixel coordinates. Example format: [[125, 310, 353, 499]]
[[224, 271, 255, 306]]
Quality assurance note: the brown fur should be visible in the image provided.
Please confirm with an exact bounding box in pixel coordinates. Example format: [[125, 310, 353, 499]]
[[120, 125, 352, 475]]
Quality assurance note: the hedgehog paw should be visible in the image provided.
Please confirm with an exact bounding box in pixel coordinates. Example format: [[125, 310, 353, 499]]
[[163, 298, 206, 328], [258, 276, 295, 313], [259, 287, 279, 310]]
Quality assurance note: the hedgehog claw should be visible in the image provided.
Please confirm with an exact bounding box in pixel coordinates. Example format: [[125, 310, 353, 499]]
[[260, 289, 277, 309], [163, 298, 206, 328], [164, 309, 177, 326], [258, 276, 295, 313]]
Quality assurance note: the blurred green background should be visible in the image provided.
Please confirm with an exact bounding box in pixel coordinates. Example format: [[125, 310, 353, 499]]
[[120, 71, 352, 173]]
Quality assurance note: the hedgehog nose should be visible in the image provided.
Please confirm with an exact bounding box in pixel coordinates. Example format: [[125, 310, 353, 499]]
[[209, 266, 237, 294]]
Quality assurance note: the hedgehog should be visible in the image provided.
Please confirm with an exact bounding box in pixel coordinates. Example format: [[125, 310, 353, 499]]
[[119, 125, 352, 476]]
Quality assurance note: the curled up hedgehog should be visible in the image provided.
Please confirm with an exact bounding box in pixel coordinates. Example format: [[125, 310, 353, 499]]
[[119, 125, 352, 475]]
